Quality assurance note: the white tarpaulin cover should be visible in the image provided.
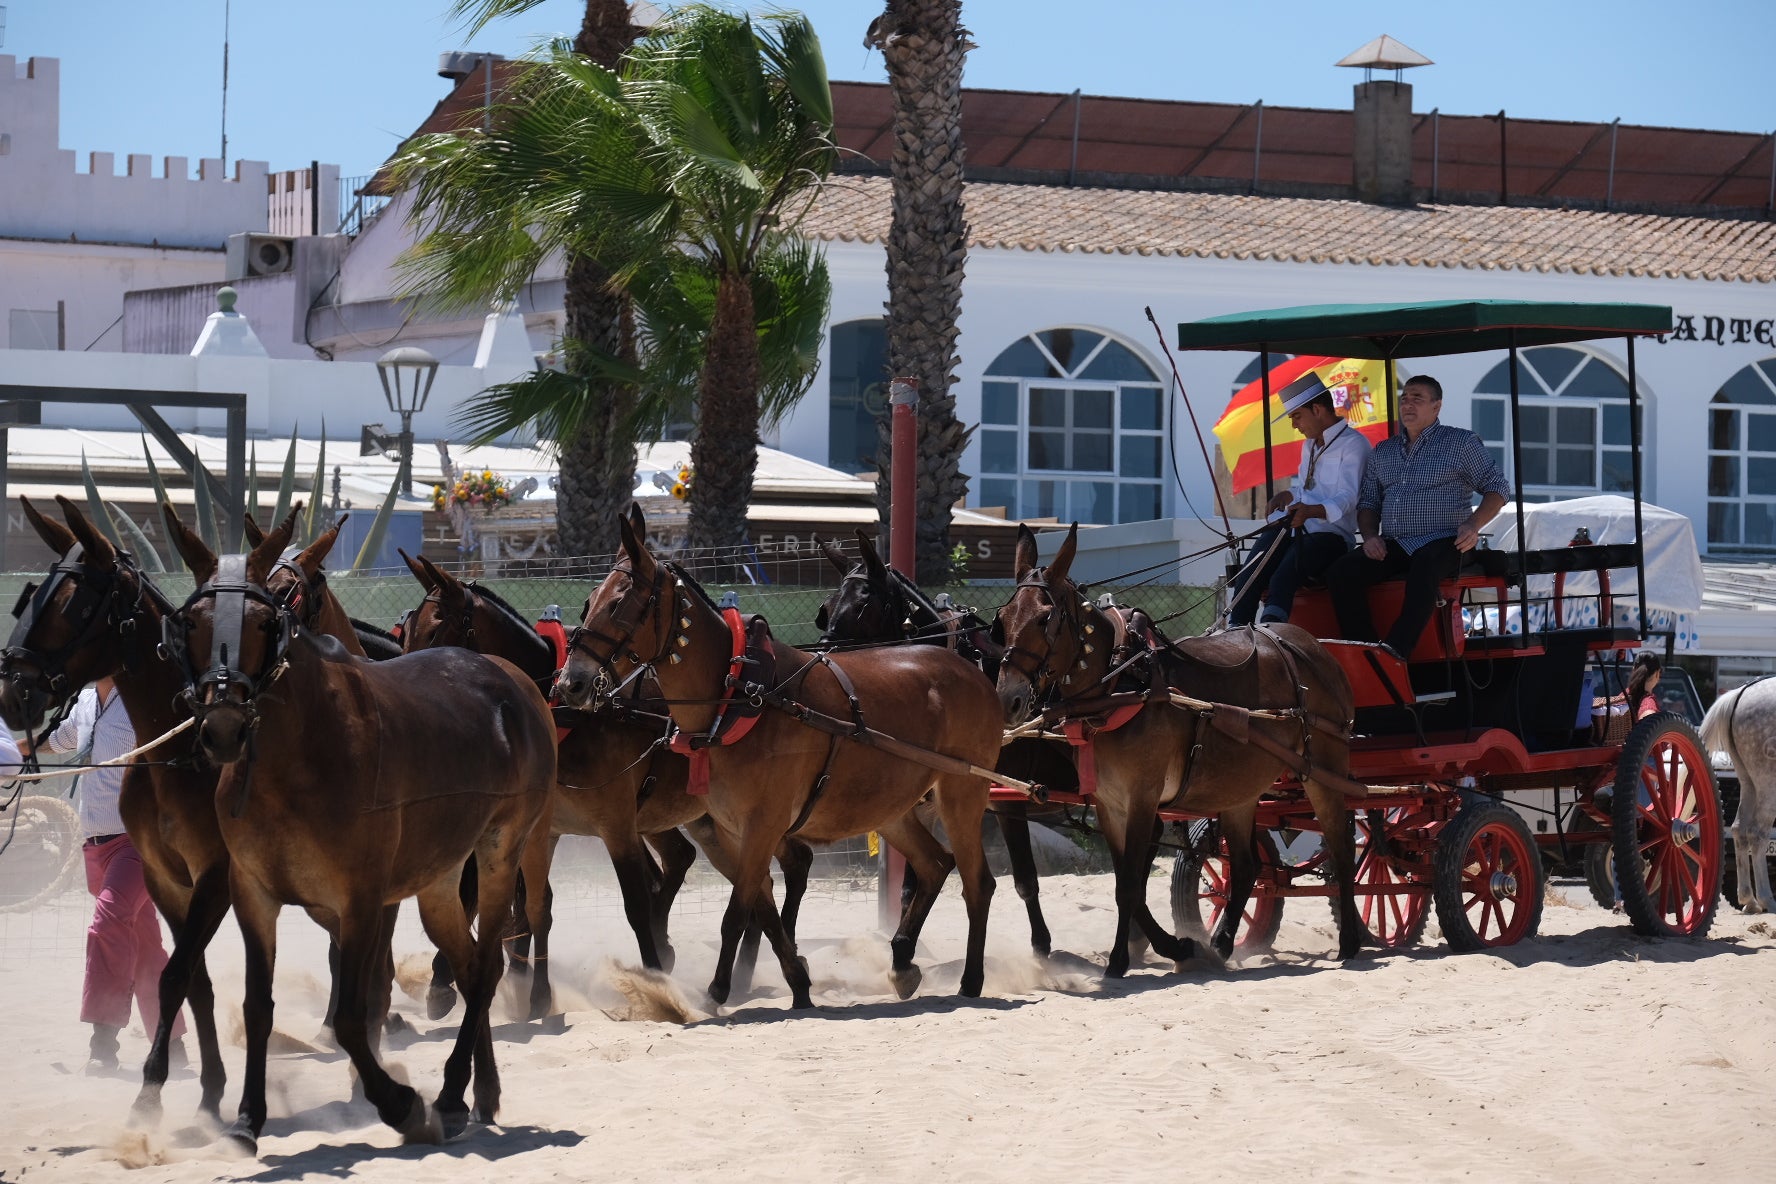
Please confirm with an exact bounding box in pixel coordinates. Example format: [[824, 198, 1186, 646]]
[[1490, 495, 1704, 611], [1488, 495, 1705, 649]]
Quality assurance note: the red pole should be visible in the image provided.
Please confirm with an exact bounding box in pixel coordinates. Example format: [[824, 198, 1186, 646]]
[[880, 376, 918, 929], [889, 378, 918, 580]]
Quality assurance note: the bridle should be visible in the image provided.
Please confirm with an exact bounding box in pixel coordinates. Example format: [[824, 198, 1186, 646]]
[[566, 560, 678, 700], [414, 585, 478, 649], [819, 567, 913, 644], [3, 543, 154, 710], [162, 555, 293, 731], [996, 567, 1100, 702]]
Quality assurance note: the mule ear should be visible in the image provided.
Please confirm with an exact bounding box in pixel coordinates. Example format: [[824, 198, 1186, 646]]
[[55, 496, 117, 570], [19, 496, 77, 556], [286, 519, 338, 582], [816, 534, 851, 577], [416, 555, 459, 599], [627, 501, 647, 538], [857, 530, 889, 581], [161, 502, 217, 586], [246, 508, 298, 584], [242, 512, 266, 548], [618, 506, 653, 574], [1046, 522, 1080, 585], [815, 601, 831, 631], [398, 548, 436, 591], [1013, 523, 1040, 581]]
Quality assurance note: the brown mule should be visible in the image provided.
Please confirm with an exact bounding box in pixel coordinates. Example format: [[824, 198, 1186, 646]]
[[557, 505, 1002, 1007], [994, 523, 1363, 973], [158, 507, 555, 1153], [0, 498, 373, 1128], [396, 552, 816, 997]]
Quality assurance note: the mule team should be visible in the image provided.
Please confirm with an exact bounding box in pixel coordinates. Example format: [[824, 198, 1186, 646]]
[[0, 497, 1363, 1153]]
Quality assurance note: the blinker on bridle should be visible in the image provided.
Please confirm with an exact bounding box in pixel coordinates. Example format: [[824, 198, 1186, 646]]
[[163, 555, 293, 730], [566, 561, 694, 703], [3, 543, 138, 704], [999, 567, 1097, 696]]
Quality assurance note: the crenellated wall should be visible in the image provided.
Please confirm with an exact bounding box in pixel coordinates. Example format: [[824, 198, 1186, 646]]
[[0, 56, 270, 248]]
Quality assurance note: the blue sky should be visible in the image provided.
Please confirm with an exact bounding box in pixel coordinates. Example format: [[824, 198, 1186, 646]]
[[7, 0, 1773, 182]]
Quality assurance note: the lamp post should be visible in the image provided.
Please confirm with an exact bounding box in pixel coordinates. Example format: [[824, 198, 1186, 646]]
[[375, 346, 438, 497]]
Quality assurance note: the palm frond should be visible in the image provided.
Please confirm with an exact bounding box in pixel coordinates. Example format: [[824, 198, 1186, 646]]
[[301, 427, 327, 547], [350, 474, 404, 573], [191, 460, 219, 550]]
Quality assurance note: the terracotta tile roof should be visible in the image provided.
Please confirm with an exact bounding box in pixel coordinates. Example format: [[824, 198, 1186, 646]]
[[800, 175, 1776, 283]]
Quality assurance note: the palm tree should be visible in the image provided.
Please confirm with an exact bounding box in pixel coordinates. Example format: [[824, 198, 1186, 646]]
[[430, 0, 643, 563], [867, 1, 972, 581], [399, 5, 835, 561]]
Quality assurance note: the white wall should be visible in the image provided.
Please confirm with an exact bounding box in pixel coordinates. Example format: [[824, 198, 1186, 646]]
[[801, 238, 1771, 556], [0, 57, 270, 249], [1, 237, 224, 353]]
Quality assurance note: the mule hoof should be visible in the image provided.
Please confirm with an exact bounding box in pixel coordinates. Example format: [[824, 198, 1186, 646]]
[[426, 986, 458, 1021], [399, 1097, 443, 1145], [129, 1088, 163, 1129], [1032, 937, 1052, 959], [889, 964, 922, 1000], [528, 988, 554, 1022], [433, 1103, 470, 1142], [706, 978, 731, 1007], [657, 943, 677, 975], [959, 971, 984, 999], [791, 990, 815, 1010], [220, 1121, 258, 1158], [383, 1012, 411, 1036]]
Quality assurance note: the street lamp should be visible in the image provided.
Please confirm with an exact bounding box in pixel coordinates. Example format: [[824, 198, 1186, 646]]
[[375, 346, 438, 497]]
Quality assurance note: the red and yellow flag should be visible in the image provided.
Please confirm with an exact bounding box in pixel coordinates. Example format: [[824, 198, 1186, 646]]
[[1212, 356, 1394, 494]]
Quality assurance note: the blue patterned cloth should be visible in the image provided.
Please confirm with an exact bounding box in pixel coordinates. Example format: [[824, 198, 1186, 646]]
[[1358, 422, 1512, 554]]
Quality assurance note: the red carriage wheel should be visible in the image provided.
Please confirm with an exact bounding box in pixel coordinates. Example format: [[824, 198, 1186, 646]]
[[1170, 830, 1284, 955], [1348, 807, 1431, 948], [1610, 715, 1722, 937], [1432, 801, 1544, 951]]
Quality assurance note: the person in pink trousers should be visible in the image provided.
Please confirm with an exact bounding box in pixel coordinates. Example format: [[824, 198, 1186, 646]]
[[22, 678, 184, 1072]]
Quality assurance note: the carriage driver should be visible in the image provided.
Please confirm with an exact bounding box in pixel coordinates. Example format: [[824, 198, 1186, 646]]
[[1325, 374, 1512, 661], [1228, 372, 1371, 627]]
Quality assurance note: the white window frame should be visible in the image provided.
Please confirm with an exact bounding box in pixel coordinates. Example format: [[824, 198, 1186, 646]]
[[975, 330, 1166, 525], [1472, 347, 1637, 503], [1706, 359, 1776, 552]]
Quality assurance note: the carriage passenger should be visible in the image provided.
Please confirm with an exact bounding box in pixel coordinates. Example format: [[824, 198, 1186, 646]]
[[1228, 373, 1371, 627], [1324, 375, 1511, 661]]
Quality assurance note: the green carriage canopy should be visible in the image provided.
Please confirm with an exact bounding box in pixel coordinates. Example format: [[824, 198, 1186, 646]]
[[1175, 299, 1673, 358]]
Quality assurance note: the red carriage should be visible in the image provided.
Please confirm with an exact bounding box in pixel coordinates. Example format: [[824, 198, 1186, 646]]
[[997, 300, 1722, 954]]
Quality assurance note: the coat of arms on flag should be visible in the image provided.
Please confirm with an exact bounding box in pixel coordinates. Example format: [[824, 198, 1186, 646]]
[[1212, 356, 1394, 495]]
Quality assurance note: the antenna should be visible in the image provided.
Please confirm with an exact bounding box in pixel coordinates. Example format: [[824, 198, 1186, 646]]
[[220, 0, 231, 169], [1, 6, 8, 48]]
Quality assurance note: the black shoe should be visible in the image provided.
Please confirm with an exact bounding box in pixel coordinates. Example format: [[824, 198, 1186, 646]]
[[86, 1023, 121, 1074]]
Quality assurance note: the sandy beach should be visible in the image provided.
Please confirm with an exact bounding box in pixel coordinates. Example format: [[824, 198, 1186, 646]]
[[2, 846, 1771, 1184]]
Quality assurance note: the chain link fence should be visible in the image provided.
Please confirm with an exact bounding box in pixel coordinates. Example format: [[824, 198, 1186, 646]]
[[0, 547, 1218, 959]]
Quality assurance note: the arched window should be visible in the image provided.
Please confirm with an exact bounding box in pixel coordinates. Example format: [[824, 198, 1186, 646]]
[[1471, 347, 1638, 503], [826, 318, 888, 474], [974, 329, 1166, 524], [1707, 358, 1776, 550]]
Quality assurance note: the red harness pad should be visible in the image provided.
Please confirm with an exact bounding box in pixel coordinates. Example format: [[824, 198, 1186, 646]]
[[1062, 701, 1145, 797], [667, 607, 764, 794], [535, 616, 574, 742]]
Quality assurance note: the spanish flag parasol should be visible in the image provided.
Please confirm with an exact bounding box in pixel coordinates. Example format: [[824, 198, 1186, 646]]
[[1212, 356, 1395, 494]]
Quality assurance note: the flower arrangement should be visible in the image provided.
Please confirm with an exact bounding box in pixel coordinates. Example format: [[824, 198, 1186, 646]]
[[434, 468, 514, 513], [669, 464, 693, 501]]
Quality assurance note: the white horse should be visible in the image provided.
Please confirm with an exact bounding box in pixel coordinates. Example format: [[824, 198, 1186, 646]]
[[1699, 678, 1776, 914]]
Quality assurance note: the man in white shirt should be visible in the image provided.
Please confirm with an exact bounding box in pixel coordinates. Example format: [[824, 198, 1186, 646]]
[[1228, 373, 1372, 627], [22, 679, 183, 1072]]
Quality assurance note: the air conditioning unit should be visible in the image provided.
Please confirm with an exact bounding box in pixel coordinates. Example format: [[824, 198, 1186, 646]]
[[225, 232, 295, 280]]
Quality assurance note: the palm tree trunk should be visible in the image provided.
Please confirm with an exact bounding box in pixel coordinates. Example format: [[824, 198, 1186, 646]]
[[687, 271, 760, 563], [554, 254, 636, 565], [869, 0, 971, 582], [550, 0, 642, 566]]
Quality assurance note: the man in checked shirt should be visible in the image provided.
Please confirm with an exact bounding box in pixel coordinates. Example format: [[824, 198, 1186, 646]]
[[1326, 374, 1511, 661]]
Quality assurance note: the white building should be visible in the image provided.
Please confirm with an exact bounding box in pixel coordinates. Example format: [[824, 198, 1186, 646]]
[[0, 55, 337, 355]]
